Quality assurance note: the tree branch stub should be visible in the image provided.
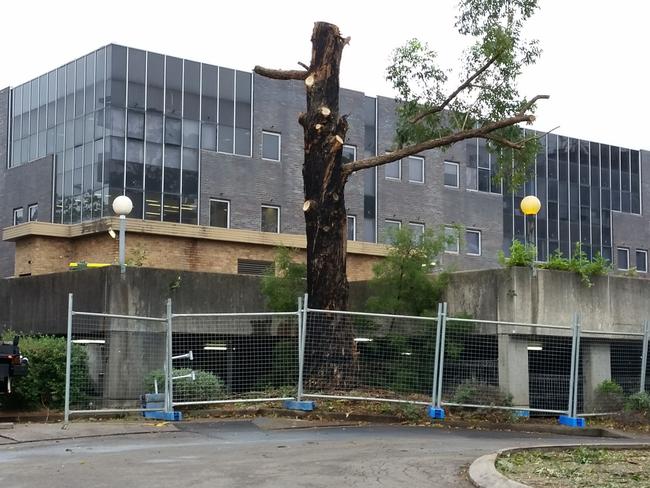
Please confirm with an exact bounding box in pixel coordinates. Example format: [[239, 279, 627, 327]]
[[253, 66, 308, 81]]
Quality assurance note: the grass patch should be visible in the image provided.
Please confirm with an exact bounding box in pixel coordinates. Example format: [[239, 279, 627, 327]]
[[497, 447, 650, 487]]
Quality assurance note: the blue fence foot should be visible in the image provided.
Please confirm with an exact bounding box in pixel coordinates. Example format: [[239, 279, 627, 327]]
[[514, 410, 530, 418], [558, 415, 585, 428], [143, 411, 183, 421], [283, 400, 316, 412], [427, 406, 445, 420]]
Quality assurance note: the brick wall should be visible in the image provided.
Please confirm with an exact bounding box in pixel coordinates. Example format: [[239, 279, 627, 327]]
[[13, 232, 380, 281]]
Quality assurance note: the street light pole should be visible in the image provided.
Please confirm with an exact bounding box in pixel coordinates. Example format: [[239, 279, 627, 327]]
[[112, 195, 133, 274], [119, 214, 127, 274]]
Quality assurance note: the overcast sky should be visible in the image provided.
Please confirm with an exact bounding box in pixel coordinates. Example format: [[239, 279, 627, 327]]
[[1, 0, 647, 149]]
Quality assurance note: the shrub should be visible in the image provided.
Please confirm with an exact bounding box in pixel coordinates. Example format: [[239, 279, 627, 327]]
[[451, 380, 513, 407], [625, 391, 650, 414], [537, 243, 611, 287], [145, 368, 226, 403], [498, 240, 536, 268], [592, 380, 625, 412], [0, 334, 90, 410], [261, 247, 306, 312]]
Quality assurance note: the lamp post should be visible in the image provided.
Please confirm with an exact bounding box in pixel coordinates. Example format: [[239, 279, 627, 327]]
[[520, 195, 541, 248], [112, 195, 133, 274]]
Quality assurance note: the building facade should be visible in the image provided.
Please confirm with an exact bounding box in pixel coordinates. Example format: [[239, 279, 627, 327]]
[[1, 44, 649, 278]]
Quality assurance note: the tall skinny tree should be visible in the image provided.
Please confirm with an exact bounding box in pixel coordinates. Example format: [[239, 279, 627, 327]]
[[255, 1, 546, 314]]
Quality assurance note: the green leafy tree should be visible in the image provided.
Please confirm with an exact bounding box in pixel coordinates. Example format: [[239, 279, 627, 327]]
[[366, 227, 452, 316], [261, 247, 306, 312]]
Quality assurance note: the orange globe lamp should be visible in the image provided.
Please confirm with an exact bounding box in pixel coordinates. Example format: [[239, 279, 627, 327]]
[[520, 195, 541, 216]]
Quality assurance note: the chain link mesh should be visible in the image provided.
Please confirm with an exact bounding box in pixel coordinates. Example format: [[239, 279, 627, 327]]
[[66, 299, 650, 419], [170, 313, 299, 405], [578, 329, 645, 415], [68, 313, 167, 413], [302, 310, 438, 404]]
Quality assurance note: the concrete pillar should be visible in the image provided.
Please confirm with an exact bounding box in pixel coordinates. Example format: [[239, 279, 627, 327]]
[[583, 342, 612, 412], [105, 320, 166, 408], [498, 334, 530, 409]]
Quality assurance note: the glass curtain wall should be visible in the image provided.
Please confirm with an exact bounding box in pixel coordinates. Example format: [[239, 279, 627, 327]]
[[9, 44, 253, 225], [502, 132, 641, 262]]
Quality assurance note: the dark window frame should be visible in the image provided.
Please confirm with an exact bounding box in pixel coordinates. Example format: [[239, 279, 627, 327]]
[[209, 198, 230, 228]]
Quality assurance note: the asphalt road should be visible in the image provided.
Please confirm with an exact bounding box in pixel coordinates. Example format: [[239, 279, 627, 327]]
[[0, 420, 634, 488]]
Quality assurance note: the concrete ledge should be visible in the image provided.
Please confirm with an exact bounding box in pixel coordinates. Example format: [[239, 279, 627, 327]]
[[469, 443, 650, 488], [469, 452, 529, 488]]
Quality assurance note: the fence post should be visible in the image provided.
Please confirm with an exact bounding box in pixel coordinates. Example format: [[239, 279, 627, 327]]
[[165, 298, 173, 414], [435, 302, 448, 408], [296, 296, 304, 401], [559, 313, 584, 427], [284, 294, 314, 411], [572, 315, 581, 418], [566, 314, 577, 417], [431, 302, 444, 406], [640, 320, 649, 393], [63, 293, 73, 425]]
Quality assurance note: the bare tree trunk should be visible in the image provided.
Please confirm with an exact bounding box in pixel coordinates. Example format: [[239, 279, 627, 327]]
[[300, 22, 357, 387]]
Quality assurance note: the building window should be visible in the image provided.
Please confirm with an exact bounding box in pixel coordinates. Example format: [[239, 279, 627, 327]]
[[408, 222, 425, 242], [617, 247, 629, 271], [209, 199, 230, 228], [466, 229, 481, 256], [407, 156, 424, 183], [444, 161, 459, 188], [444, 226, 459, 254], [261, 205, 280, 233], [384, 219, 401, 243], [347, 215, 356, 241], [342, 145, 356, 164], [385, 160, 401, 180], [13, 208, 24, 226], [636, 249, 647, 273], [262, 131, 281, 161], [28, 204, 38, 222]]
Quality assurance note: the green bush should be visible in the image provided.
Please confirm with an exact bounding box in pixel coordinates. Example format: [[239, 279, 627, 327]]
[[0, 334, 90, 410], [592, 380, 625, 412], [625, 392, 650, 414], [537, 243, 611, 287], [261, 247, 306, 312], [452, 380, 513, 407], [145, 368, 226, 403], [498, 240, 536, 268]]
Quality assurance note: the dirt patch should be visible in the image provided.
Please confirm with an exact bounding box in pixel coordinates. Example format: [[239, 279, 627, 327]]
[[497, 447, 650, 487]]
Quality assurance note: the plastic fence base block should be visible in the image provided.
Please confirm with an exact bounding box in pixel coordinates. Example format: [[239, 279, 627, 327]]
[[283, 400, 316, 411], [558, 415, 585, 428], [143, 411, 183, 421], [514, 410, 530, 418], [427, 406, 445, 420]]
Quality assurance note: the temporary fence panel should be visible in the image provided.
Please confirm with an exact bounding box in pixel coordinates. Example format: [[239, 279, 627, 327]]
[[64, 294, 168, 421], [441, 317, 574, 414], [302, 307, 438, 405], [169, 311, 300, 407], [578, 326, 645, 416]]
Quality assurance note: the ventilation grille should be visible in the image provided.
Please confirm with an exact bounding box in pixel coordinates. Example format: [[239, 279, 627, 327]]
[[237, 259, 274, 276]]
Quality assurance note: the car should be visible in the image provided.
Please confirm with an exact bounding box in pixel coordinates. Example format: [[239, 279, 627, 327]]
[[0, 337, 28, 394]]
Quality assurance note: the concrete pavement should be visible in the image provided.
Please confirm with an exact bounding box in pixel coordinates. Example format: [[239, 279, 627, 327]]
[[0, 418, 646, 488]]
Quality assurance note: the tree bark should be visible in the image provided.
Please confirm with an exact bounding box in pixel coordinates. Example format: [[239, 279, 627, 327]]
[[300, 22, 357, 387]]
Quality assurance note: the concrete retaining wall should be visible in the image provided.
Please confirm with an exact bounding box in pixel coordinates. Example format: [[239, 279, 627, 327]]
[[446, 267, 650, 333], [2, 266, 650, 334]]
